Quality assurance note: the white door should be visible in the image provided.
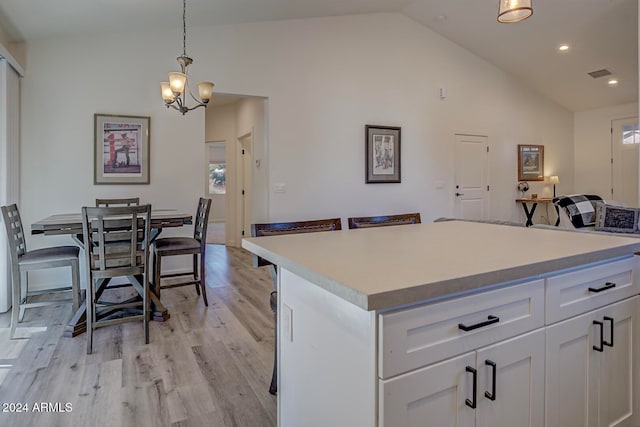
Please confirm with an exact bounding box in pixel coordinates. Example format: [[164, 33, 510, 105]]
[[475, 330, 545, 427], [379, 352, 476, 427], [237, 132, 253, 244], [611, 117, 640, 206], [454, 134, 489, 220]]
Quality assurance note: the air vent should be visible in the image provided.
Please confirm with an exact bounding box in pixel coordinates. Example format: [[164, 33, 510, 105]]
[[588, 69, 612, 79]]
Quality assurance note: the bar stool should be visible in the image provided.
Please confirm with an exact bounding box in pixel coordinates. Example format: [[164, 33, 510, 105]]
[[81, 204, 152, 354], [152, 198, 211, 305], [1, 204, 80, 339]]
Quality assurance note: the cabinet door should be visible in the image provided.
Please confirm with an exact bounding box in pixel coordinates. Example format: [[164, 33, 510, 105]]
[[597, 297, 638, 427], [546, 308, 599, 427], [546, 297, 639, 427], [475, 329, 545, 427], [379, 352, 475, 427]]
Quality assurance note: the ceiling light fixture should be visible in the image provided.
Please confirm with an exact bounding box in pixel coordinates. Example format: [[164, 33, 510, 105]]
[[558, 44, 569, 52], [608, 78, 619, 85], [160, 0, 214, 115], [497, 0, 533, 23]]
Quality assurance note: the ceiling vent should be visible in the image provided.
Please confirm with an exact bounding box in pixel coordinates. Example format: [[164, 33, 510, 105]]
[[588, 69, 612, 79]]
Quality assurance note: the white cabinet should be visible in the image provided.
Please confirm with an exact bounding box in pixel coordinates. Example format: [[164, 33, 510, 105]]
[[546, 296, 639, 427], [380, 329, 544, 427]]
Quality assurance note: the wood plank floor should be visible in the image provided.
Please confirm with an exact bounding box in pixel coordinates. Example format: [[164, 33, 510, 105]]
[[0, 245, 277, 427]]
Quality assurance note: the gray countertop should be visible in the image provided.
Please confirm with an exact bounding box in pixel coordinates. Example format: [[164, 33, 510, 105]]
[[242, 221, 640, 311]]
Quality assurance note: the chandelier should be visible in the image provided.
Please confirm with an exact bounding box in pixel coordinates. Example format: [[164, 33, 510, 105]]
[[497, 0, 533, 23], [160, 0, 214, 115]]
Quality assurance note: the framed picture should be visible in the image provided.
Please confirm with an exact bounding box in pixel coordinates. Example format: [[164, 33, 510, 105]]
[[517, 144, 544, 181], [365, 125, 401, 183], [94, 114, 150, 185]]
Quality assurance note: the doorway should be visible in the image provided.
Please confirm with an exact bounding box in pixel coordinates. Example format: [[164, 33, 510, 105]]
[[454, 133, 490, 220], [205, 141, 226, 244], [611, 117, 640, 206]]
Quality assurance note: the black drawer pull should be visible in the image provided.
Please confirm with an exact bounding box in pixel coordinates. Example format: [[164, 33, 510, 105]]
[[485, 360, 497, 401], [603, 316, 614, 348], [588, 282, 616, 293], [465, 366, 477, 409], [459, 315, 500, 332], [593, 320, 604, 352]]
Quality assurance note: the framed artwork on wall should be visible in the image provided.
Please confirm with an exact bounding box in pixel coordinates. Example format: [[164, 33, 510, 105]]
[[365, 125, 401, 183], [517, 144, 544, 181], [94, 114, 150, 184]]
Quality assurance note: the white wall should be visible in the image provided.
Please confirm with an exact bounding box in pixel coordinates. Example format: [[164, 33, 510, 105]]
[[18, 13, 576, 287], [574, 102, 638, 198]]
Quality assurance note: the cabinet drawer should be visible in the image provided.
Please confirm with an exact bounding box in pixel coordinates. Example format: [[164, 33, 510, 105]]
[[378, 280, 544, 379], [545, 257, 638, 324]]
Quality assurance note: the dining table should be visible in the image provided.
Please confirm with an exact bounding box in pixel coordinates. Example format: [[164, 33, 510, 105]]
[[31, 208, 192, 337]]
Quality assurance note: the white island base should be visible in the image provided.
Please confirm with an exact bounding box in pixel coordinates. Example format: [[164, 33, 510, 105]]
[[278, 262, 639, 427], [242, 222, 640, 427]]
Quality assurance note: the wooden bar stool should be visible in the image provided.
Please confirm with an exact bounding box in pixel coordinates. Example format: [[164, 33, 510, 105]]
[[1, 204, 81, 339], [152, 198, 211, 306], [81, 204, 152, 354]]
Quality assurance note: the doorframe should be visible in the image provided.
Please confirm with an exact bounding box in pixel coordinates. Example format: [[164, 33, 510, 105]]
[[236, 129, 253, 245]]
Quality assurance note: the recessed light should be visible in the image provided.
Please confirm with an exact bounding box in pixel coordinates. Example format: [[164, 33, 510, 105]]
[[558, 44, 570, 52], [608, 78, 619, 85]]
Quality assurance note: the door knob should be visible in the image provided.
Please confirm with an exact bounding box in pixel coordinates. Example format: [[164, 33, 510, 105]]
[[456, 192, 465, 197]]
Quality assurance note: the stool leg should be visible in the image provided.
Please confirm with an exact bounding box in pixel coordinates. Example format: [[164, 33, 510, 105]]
[[9, 269, 20, 339], [154, 251, 162, 299], [269, 290, 277, 395], [192, 254, 201, 296], [86, 277, 94, 354], [71, 259, 80, 312], [199, 253, 208, 306]]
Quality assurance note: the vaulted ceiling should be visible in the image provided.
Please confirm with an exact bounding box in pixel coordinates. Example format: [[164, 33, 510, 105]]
[[0, 0, 636, 112]]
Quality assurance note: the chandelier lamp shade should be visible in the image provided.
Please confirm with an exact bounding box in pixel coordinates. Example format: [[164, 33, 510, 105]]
[[497, 0, 533, 23], [160, 0, 214, 115]]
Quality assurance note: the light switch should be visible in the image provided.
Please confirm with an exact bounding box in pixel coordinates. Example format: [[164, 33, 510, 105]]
[[274, 183, 286, 193]]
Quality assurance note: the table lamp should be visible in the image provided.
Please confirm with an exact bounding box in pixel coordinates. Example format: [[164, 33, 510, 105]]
[[549, 175, 559, 197]]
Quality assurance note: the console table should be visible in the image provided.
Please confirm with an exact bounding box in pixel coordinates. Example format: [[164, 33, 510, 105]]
[[516, 197, 559, 226]]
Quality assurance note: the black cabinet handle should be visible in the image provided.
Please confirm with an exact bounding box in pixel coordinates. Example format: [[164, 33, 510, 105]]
[[465, 366, 477, 409], [485, 360, 497, 401], [459, 315, 500, 332], [603, 316, 614, 348], [588, 282, 616, 293], [593, 320, 604, 352]]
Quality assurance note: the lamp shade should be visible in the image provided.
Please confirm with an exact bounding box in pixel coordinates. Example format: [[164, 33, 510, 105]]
[[197, 81, 215, 102], [168, 72, 187, 94], [498, 0, 533, 23], [549, 175, 560, 184], [160, 82, 174, 101]]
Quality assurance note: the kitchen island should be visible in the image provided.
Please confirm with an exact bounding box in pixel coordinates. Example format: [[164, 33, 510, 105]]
[[242, 221, 640, 427]]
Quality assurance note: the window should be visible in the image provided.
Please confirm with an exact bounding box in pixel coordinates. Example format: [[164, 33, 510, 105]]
[[622, 123, 640, 144], [209, 162, 226, 194]]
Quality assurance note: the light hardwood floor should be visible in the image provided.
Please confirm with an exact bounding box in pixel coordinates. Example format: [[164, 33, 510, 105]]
[[0, 245, 277, 427]]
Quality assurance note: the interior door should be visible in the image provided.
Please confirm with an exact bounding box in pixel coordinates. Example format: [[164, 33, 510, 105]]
[[611, 117, 640, 206], [454, 134, 489, 220]]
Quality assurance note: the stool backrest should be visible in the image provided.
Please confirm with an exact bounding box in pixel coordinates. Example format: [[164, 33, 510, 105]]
[[251, 218, 342, 267], [1, 204, 27, 263], [95, 197, 140, 207], [347, 212, 421, 229], [81, 205, 151, 276]]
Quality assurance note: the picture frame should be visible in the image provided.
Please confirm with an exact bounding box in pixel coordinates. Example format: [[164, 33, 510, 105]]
[[517, 144, 544, 181], [94, 113, 150, 185], [365, 125, 401, 183]]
